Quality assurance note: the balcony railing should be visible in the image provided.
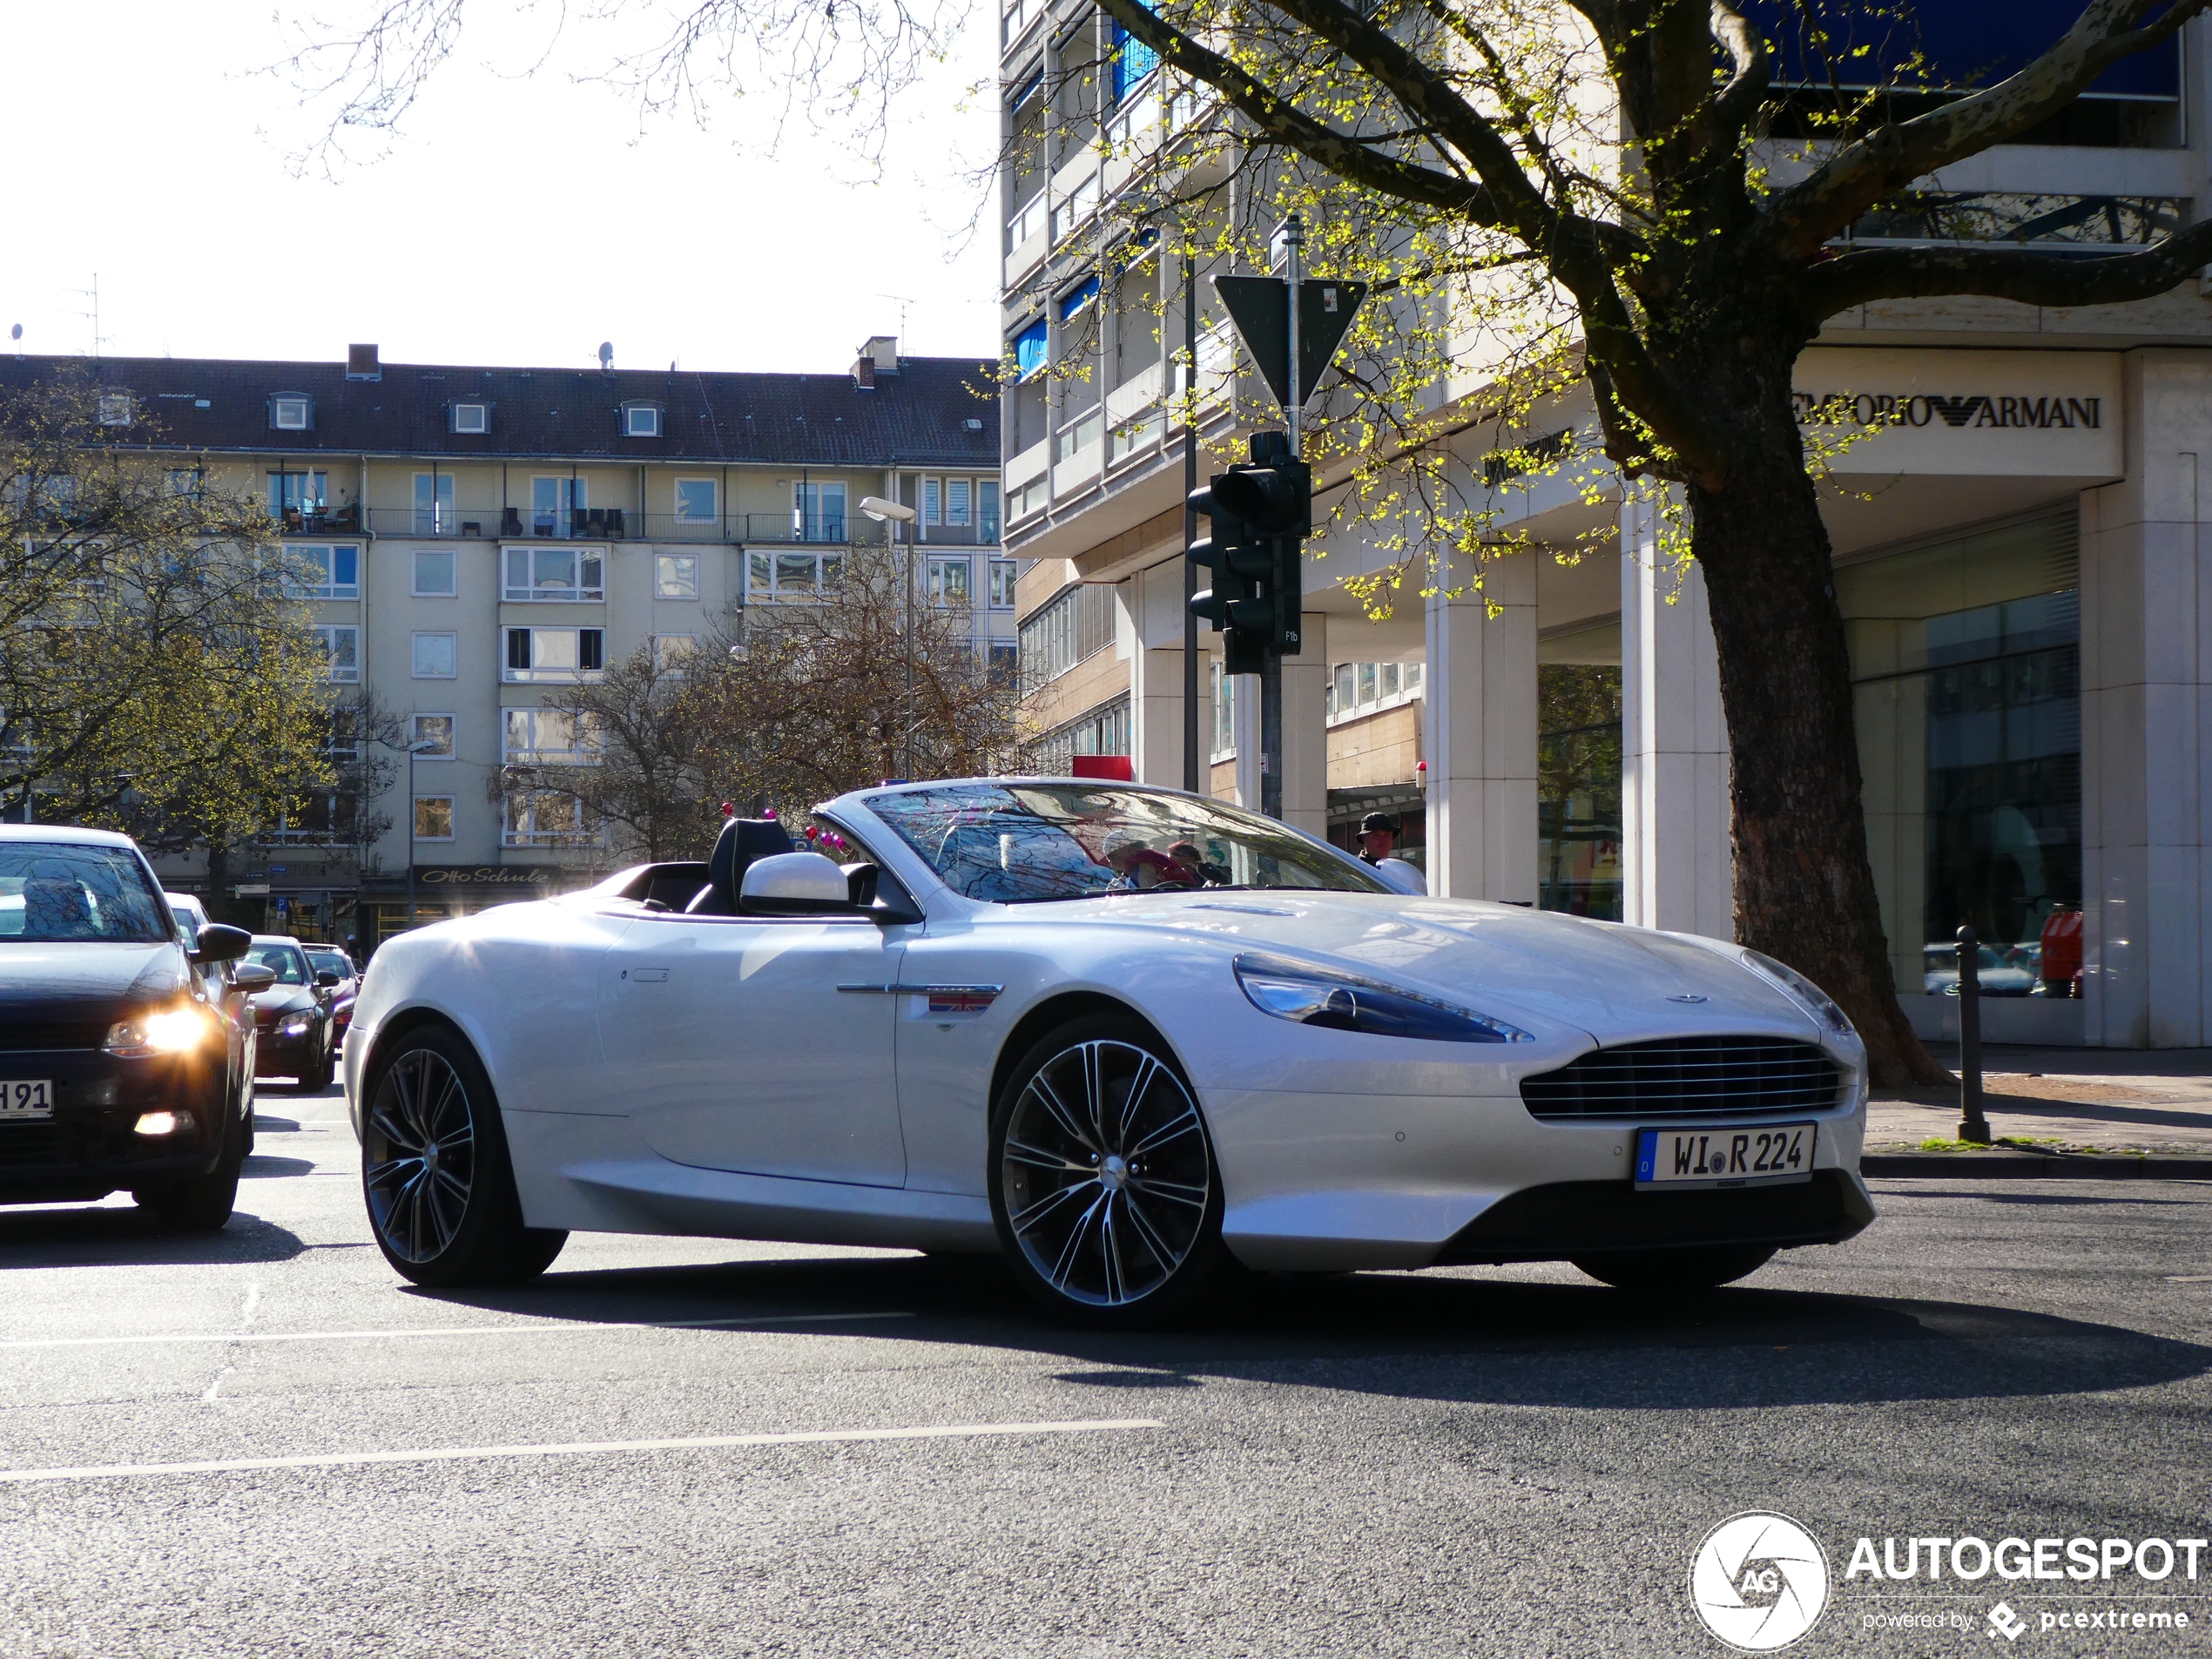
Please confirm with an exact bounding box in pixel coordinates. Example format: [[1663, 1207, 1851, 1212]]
[[358, 508, 887, 544]]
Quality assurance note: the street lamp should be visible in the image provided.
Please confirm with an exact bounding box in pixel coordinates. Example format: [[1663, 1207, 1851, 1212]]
[[861, 496, 922, 780], [370, 735, 443, 943]]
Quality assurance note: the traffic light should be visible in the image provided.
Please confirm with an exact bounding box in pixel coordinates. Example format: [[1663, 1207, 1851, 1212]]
[[1187, 432, 1311, 673]]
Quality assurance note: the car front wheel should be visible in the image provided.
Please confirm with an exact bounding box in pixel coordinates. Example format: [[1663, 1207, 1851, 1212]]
[[1571, 1244, 1777, 1292], [297, 1028, 334, 1093], [989, 1014, 1228, 1328], [361, 1026, 566, 1287], [137, 1103, 245, 1232]]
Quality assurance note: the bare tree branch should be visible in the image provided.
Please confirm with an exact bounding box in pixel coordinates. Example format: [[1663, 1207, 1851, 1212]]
[[1798, 219, 2212, 319]]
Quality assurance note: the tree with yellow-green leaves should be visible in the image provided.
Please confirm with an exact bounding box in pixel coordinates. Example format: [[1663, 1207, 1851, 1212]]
[[0, 374, 340, 876]]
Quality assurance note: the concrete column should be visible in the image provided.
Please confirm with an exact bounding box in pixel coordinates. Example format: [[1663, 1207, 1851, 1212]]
[[1231, 674, 1262, 808], [1620, 495, 1732, 938], [1423, 550, 1538, 901], [1282, 611, 1330, 838], [2080, 349, 2212, 1048], [1123, 561, 1190, 788]]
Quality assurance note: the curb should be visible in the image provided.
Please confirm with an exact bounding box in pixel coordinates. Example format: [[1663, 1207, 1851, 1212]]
[[1863, 1152, 2212, 1180]]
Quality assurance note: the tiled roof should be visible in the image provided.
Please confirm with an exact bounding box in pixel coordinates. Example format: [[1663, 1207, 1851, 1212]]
[[0, 351, 1001, 469]]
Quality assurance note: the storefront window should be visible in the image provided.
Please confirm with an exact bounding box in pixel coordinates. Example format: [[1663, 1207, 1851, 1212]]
[[1842, 510, 2082, 998], [1537, 663, 1623, 919]]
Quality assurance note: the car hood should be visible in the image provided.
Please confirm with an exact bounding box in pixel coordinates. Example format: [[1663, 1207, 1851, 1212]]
[[0, 941, 191, 1027], [1055, 891, 1820, 1046], [250, 986, 320, 1017]]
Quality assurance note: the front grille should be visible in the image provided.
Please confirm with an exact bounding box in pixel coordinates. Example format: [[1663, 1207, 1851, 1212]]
[[0, 1123, 73, 1166], [1521, 1036, 1842, 1123], [0, 1022, 108, 1053]]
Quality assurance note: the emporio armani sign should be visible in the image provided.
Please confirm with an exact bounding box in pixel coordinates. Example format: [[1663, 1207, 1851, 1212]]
[[1794, 390, 2102, 430]]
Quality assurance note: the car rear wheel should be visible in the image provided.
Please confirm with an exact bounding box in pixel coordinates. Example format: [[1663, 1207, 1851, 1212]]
[[1570, 1244, 1777, 1292], [361, 1026, 566, 1287], [989, 1014, 1228, 1328], [138, 1105, 245, 1232]]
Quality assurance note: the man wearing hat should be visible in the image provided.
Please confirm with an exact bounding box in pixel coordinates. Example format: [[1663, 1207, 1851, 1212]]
[[1355, 812, 1426, 895]]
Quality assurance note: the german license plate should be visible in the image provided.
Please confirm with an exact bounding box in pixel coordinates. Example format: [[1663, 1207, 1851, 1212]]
[[1635, 1123, 1815, 1189], [0, 1081, 55, 1120]]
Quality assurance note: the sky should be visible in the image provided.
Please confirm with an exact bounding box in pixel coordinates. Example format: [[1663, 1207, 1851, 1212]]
[[1, 2, 1001, 376]]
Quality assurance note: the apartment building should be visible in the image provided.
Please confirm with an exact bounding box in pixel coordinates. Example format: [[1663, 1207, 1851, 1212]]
[[1001, 4, 2212, 1049], [3, 339, 1007, 948]]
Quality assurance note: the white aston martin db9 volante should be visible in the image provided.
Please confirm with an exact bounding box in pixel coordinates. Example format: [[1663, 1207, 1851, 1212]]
[[344, 779, 1873, 1324]]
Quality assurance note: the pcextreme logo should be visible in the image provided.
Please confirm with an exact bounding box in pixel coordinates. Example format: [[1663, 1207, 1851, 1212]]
[[1689, 1512, 1831, 1651]]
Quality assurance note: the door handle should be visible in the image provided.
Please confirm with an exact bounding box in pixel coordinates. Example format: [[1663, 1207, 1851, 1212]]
[[623, 968, 670, 983]]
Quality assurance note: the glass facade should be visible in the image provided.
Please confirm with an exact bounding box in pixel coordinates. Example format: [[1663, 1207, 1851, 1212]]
[[1842, 510, 2082, 998], [1537, 617, 1623, 921]]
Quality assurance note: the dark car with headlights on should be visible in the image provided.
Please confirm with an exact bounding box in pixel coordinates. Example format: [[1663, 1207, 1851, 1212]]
[[244, 936, 339, 1090], [0, 826, 257, 1229], [305, 945, 359, 1047]]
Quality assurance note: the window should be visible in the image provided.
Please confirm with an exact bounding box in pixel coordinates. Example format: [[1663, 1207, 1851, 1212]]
[[1110, 19, 1159, 102], [503, 545, 604, 602], [927, 556, 973, 606], [412, 548, 457, 597], [988, 560, 1018, 609], [413, 796, 455, 840], [674, 479, 718, 524], [1027, 697, 1131, 776], [1058, 275, 1101, 322], [268, 471, 327, 518], [164, 468, 204, 499], [504, 791, 593, 846], [96, 393, 133, 428], [412, 632, 458, 679], [946, 478, 973, 527], [449, 401, 489, 435], [794, 482, 846, 543], [503, 708, 600, 763], [270, 395, 313, 431], [409, 713, 455, 759], [530, 476, 587, 538], [655, 554, 698, 599], [504, 626, 605, 681], [988, 641, 1019, 681], [287, 544, 360, 600], [747, 549, 843, 601], [1016, 581, 1115, 693], [980, 481, 1001, 542], [652, 634, 698, 671], [923, 477, 941, 525], [312, 625, 359, 683], [414, 473, 455, 535], [1013, 319, 1048, 380], [623, 402, 662, 438]]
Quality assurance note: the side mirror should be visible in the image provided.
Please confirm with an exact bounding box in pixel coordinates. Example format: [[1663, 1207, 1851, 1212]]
[[842, 861, 924, 927], [739, 852, 855, 915], [233, 963, 278, 993], [314, 970, 341, 988], [191, 922, 252, 964]]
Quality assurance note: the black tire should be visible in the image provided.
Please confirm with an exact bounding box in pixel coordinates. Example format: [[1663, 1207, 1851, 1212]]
[[1571, 1244, 1777, 1292], [138, 1105, 245, 1232], [361, 1024, 567, 1287], [297, 1029, 334, 1094], [988, 1012, 1230, 1329]]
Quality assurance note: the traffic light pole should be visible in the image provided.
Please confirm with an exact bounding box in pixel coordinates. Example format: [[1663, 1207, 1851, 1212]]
[[1183, 253, 1201, 794], [1257, 217, 1304, 822]]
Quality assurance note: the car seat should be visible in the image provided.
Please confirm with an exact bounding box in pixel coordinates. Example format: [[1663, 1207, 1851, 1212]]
[[684, 818, 796, 914]]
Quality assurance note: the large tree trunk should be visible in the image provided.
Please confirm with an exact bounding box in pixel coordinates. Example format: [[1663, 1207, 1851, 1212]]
[[1682, 350, 1947, 1087]]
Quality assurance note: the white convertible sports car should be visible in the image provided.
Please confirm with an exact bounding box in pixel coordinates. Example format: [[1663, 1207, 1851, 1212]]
[[344, 779, 1874, 1324]]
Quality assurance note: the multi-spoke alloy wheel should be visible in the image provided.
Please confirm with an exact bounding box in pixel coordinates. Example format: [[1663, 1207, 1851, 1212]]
[[365, 1046, 478, 1264], [992, 1017, 1224, 1323], [360, 1028, 566, 1287]]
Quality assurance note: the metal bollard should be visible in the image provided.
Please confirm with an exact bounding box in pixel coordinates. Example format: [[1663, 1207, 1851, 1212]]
[[1957, 924, 1991, 1144]]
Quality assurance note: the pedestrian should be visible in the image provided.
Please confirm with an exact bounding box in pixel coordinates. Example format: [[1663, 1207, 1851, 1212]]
[[1354, 812, 1426, 895]]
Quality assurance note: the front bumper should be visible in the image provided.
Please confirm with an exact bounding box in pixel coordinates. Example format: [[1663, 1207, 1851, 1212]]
[[253, 1025, 320, 1076], [1433, 1168, 1875, 1264], [0, 1051, 230, 1203]]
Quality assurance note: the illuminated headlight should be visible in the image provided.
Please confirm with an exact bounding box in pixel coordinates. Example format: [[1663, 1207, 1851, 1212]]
[[1233, 953, 1533, 1044], [134, 1110, 184, 1136], [103, 1004, 219, 1057], [276, 1014, 313, 1038], [1743, 950, 1858, 1042]]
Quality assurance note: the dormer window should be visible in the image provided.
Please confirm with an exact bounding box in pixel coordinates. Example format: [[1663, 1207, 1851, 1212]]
[[450, 401, 490, 435], [622, 401, 662, 438], [96, 393, 134, 428], [270, 395, 314, 431]]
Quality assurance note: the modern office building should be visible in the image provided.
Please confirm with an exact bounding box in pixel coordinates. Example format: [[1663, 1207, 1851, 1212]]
[[1001, 5, 2212, 1048], [3, 338, 1007, 948]]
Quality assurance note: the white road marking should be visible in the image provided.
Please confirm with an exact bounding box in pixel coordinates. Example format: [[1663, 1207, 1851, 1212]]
[[200, 1367, 233, 1402], [0, 1311, 913, 1354], [2167, 1274, 2212, 1283], [0, 1419, 1165, 1485]]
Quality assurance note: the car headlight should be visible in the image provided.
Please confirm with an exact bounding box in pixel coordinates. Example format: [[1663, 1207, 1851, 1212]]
[[104, 1003, 220, 1057], [1743, 950, 1858, 1042], [1233, 953, 1533, 1043], [277, 1013, 313, 1038]]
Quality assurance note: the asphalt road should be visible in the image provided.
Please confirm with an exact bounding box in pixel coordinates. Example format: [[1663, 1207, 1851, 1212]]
[[2, 1087, 2209, 1657]]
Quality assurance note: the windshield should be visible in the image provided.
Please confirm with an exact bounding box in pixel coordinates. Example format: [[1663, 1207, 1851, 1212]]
[[0, 843, 170, 943], [247, 944, 310, 985], [865, 783, 1390, 904], [307, 951, 352, 979]]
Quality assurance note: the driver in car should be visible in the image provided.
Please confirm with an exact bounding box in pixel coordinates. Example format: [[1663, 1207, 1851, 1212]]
[[1101, 828, 1199, 890]]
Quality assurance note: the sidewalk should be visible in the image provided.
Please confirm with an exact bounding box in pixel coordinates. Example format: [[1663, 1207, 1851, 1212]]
[[1867, 1044, 2212, 1158]]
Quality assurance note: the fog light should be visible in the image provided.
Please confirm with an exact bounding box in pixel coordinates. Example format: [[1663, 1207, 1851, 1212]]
[[133, 1110, 183, 1136]]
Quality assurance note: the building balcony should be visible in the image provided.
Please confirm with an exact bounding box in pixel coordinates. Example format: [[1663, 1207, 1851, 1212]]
[[361, 509, 892, 545]]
